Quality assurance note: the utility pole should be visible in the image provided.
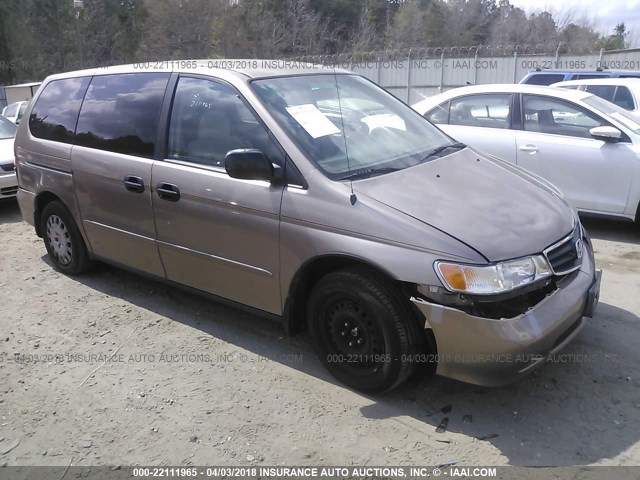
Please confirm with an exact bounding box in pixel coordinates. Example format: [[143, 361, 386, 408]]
[[74, 0, 84, 69]]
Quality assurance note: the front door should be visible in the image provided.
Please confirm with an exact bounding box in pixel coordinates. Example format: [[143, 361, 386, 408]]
[[152, 76, 285, 314], [515, 94, 636, 214]]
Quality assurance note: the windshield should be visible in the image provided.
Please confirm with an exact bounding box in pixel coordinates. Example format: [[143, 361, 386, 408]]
[[583, 94, 640, 134], [0, 115, 17, 139], [251, 74, 455, 179]]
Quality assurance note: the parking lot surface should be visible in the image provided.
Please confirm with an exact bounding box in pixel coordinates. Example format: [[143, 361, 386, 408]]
[[0, 198, 639, 466]]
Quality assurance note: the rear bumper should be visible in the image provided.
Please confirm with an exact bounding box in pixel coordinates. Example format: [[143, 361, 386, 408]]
[[0, 172, 17, 198], [16, 188, 36, 227], [412, 241, 599, 386]]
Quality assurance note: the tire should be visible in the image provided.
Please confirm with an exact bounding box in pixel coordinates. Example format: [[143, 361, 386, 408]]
[[307, 268, 423, 393], [40, 201, 92, 275]]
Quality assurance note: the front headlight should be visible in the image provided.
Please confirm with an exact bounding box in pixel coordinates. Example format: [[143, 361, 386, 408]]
[[435, 255, 552, 295]]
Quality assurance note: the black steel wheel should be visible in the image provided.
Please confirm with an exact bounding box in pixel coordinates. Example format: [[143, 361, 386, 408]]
[[307, 268, 423, 393]]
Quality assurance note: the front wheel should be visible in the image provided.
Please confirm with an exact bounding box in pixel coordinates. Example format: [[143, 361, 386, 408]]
[[307, 268, 423, 393], [41, 201, 92, 275]]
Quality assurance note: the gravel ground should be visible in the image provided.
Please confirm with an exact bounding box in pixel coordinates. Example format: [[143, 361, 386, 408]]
[[0, 197, 639, 467]]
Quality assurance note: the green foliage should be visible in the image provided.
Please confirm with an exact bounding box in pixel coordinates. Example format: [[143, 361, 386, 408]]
[[596, 23, 629, 51], [0, 0, 629, 84]]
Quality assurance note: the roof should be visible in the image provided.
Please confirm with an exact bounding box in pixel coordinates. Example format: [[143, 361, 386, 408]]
[[42, 60, 351, 83], [411, 84, 592, 111], [4, 82, 42, 89], [552, 78, 640, 87], [525, 69, 640, 75]]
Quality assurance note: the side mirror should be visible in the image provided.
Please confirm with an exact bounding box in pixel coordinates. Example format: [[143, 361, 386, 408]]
[[590, 126, 622, 142], [225, 149, 274, 181]]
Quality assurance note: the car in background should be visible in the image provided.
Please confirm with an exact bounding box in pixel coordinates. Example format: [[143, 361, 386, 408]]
[[0, 115, 18, 198], [412, 84, 640, 225], [520, 69, 640, 86], [1, 101, 28, 124], [552, 78, 640, 116]]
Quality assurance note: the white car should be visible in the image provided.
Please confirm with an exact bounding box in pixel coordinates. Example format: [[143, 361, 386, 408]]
[[0, 115, 17, 198], [552, 78, 640, 116], [1, 101, 28, 124], [412, 84, 640, 224]]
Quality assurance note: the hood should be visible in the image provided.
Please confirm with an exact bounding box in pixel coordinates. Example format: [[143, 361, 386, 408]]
[[0, 138, 14, 165], [352, 148, 575, 262]]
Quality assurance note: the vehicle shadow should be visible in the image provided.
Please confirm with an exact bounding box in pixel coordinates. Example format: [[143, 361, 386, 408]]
[[581, 215, 639, 245], [58, 259, 640, 466], [0, 198, 21, 224], [362, 300, 640, 466]]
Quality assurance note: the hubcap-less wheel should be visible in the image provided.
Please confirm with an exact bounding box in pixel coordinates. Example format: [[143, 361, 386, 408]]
[[326, 299, 385, 376], [46, 214, 73, 266], [308, 269, 424, 393]]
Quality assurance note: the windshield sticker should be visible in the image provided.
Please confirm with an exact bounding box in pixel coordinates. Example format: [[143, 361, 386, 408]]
[[286, 104, 341, 138], [610, 112, 640, 131]]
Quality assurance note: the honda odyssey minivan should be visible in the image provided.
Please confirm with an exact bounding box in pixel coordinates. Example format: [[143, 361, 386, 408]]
[[14, 62, 601, 392]]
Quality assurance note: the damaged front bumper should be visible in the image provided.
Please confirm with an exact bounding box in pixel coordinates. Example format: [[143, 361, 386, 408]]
[[411, 239, 601, 386]]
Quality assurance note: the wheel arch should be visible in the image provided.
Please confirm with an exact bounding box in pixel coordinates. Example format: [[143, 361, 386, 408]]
[[34, 191, 64, 237], [283, 254, 432, 347]]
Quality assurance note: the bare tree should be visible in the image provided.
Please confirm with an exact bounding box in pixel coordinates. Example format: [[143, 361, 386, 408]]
[[386, 0, 426, 50], [138, 0, 223, 61], [349, 4, 379, 53], [283, 0, 331, 56]]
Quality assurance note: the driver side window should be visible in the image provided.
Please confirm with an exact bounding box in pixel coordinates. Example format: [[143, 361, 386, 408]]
[[167, 77, 282, 168], [522, 95, 606, 139]]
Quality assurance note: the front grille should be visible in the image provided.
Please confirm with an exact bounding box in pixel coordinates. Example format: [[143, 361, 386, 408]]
[[0, 163, 14, 172], [544, 225, 583, 275], [0, 186, 18, 196]]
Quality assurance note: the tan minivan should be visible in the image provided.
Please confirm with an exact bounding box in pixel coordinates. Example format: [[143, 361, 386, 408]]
[[15, 63, 601, 392]]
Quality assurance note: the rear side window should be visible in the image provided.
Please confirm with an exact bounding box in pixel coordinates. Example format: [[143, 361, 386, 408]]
[[424, 101, 449, 124], [525, 74, 564, 86], [613, 87, 635, 110], [29, 77, 90, 144], [75, 73, 170, 158], [573, 74, 609, 80], [585, 85, 616, 102], [449, 94, 511, 129]]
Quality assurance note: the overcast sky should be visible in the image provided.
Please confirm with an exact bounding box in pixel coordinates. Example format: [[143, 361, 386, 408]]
[[509, 0, 640, 46]]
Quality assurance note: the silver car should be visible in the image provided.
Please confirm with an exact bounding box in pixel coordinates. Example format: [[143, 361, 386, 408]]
[[0, 115, 18, 198], [15, 63, 600, 392]]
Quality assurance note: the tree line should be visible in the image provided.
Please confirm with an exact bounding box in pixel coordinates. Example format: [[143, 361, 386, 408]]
[[0, 0, 632, 85]]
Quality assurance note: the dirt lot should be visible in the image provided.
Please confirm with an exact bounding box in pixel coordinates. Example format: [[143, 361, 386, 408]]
[[0, 197, 639, 467]]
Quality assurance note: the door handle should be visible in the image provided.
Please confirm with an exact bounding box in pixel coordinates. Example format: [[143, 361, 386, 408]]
[[519, 145, 538, 153], [124, 175, 145, 193], [156, 183, 180, 201]]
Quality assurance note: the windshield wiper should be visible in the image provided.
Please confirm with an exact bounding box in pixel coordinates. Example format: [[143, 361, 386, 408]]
[[339, 167, 401, 181], [420, 142, 466, 163]]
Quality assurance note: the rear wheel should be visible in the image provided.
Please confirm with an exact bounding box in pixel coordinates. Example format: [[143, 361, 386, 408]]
[[307, 268, 423, 393], [41, 201, 92, 275]]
